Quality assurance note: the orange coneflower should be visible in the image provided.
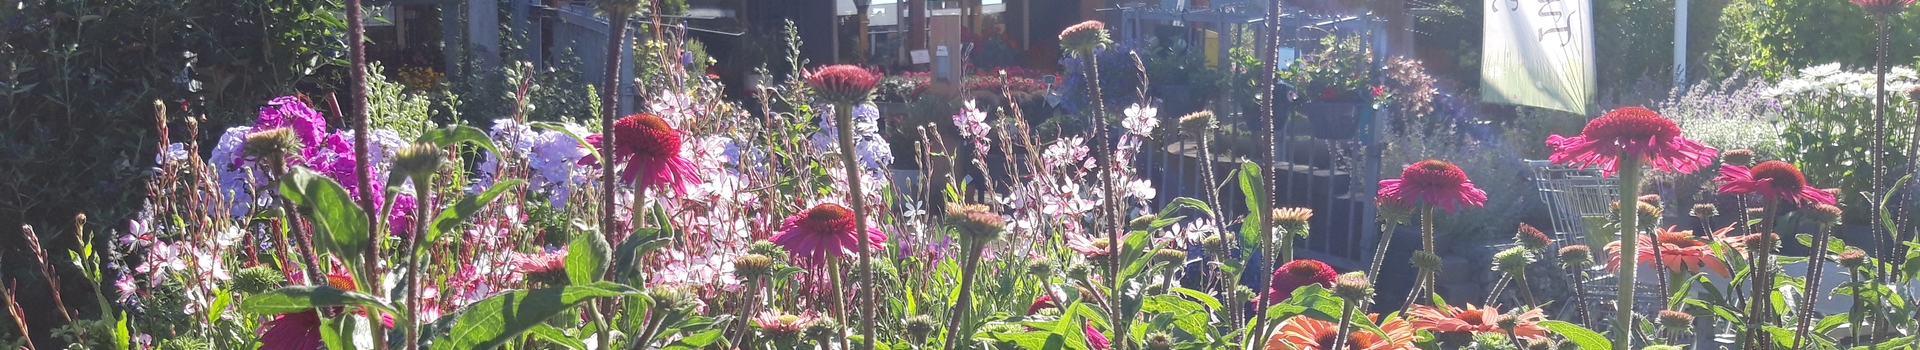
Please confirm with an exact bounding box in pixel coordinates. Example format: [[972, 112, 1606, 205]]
[[1264, 314, 1417, 350], [1606, 226, 1733, 277], [1407, 303, 1547, 338]]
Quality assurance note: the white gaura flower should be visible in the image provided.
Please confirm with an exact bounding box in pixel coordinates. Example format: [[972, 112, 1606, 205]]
[[1122, 103, 1158, 136]]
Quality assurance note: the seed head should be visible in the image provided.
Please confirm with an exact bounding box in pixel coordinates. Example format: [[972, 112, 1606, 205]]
[[242, 128, 301, 162], [1178, 110, 1217, 135], [1412, 250, 1443, 271], [1838, 248, 1869, 269], [1515, 223, 1551, 251], [903, 315, 937, 341], [1805, 203, 1843, 226], [1722, 149, 1756, 167], [1333, 271, 1373, 301], [392, 143, 449, 180], [1690, 203, 1718, 218], [1657, 309, 1694, 330], [733, 254, 775, 279], [1152, 249, 1188, 265], [1558, 245, 1593, 267], [1144, 332, 1175, 350], [944, 203, 1007, 244]]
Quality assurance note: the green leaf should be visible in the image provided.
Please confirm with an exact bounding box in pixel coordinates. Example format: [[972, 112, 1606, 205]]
[[209, 288, 232, 324], [1167, 287, 1223, 311], [1667, 273, 1699, 310], [612, 228, 672, 279], [427, 180, 524, 244], [1118, 230, 1154, 280], [1813, 312, 1850, 333], [240, 285, 398, 316], [428, 281, 637, 350], [567, 230, 612, 286], [1155, 197, 1215, 219], [416, 124, 498, 155], [113, 312, 130, 350], [1539, 320, 1610, 349], [1237, 162, 1268, 253], [988, 331, 1071, 350], [526, 324, 587, 350], [661, 329, 725, 350], [533, 122, 600, 164], [280, 167, 371, 267]]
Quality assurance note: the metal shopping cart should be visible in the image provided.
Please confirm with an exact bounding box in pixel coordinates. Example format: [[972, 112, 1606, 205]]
[[1527, 160, 1664, 329]]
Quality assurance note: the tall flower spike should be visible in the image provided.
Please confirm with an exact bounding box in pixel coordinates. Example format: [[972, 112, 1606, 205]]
[[806, 65, 879, 105], [1058, 21, 1113, 53], [1546, 106, 1718, 175], [610, 113, 700, 193], [1715, 160, 1837, 205], [769, 203, 888, 267], [1377, 160, 1488, 213]]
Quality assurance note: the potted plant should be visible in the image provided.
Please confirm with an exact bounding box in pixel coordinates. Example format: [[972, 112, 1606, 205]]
[[1280, 35, 1382, 140]]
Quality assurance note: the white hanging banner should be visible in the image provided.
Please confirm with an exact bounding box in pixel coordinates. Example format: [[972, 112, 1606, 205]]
[[1481, 0, 1595, 115]]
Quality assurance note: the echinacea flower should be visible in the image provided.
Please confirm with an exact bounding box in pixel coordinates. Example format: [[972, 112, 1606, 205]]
[[611, 113, 700, 194], [1606, 226, 1733, 277], [1264, 314, 1418, 350], [257, 272, 393, 350], [769, 203, 887, 266], [1715, 160, 1836, 205], [511, 249, 569, 285], [806, 65, 879, 105], [1546, 106, 1718, 175], [1028, 294, 1112, 350], [1066, 235, 1114, 261], [1266, 259, 1337, 303], [1059, 21, 1113, 53], [753, 310, 821, 340], [1853, 0, 1915, 14], [1377, 160, 1488, 212], [1407, 303, 1547, 338]]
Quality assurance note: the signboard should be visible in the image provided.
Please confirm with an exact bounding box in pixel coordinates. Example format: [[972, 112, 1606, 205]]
[[1480, 0, 1595, 114]]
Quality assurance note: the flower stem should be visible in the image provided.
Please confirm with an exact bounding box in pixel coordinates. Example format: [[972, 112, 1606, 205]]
[[1792, 223, 1835, 350], [832, 102, 878, 349], [829, 256, 852, 350], [1196, 133, 1227, 237], [1745, 197, 1779, 350], [1613, 154, 1644, 350], [1367, 221, 1398, 284], [1567, 263, 1594, 327], [1076, 46, 1126, 350], [404, 172, 434, 350], [1329, 297, 1358, 350], [598, 2, 632, 281], [1421, 206, 1436, 304], [1514, 270, 1537, 309], [730, 277, 763, 348], [943, 243, 985, 350]]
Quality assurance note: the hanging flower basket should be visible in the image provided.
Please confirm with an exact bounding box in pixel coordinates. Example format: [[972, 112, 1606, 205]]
[[1300, 101, 1368, 140]]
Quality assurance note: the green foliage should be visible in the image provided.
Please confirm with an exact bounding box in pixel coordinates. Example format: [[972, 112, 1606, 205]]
[[279, 167, 372, 268], [367, 62, 437, 140], [1713, 0, 1919, 79], [239, 285, 398, 316], [421, 281, 638, 349]]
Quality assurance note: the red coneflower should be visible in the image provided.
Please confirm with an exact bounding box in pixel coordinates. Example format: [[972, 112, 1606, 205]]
[[1515, 223, 1552, 251], [611, 113, 700, 194], [806, 65, 879, 105], [1854, 0, 1915, 14], [1546, 106, 1718, 175], [1377, 160, 1488, 213], [1407, 303, 1547, 338], [1265, 314, 1418, 350], [257, 272, 393, 350], [1028, 294, 1112, 350], [1266, 259, 1338, 303], [1716, 160, 1836, 205], [769, 203, 888, 267], [1606, 226, 1733, 277]]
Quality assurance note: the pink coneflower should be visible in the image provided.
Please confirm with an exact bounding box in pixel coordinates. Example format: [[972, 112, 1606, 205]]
[[512, 249, 570, 285], [753, 309, 821, 340], [1377, 160, 1488, 213], [1027, 294, 1112, 350], [611, 113, 700, 194], [805, 65, 879, 105], [1716, 160, 1836, 205], [1853, 0, 1915, 14], [769, 203, 887, 266], [1265, 259, 1338, 303], [1546, 106, 1718, 175]]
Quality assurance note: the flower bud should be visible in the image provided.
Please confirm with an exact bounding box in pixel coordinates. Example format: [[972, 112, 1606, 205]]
[[1412, 250, 1443, 271], [1839, 247, 1869, 269], [1152, 248, 1187, 265], [1200, 234, 1225, 256], [1722, 149, 1756, 167], [1026, 258, 1055, 277], [1493, 246, 1534, 275], [232, 265, 285, 294], [804, 317, 841, 341], [242, 128, 301, 163], [1558, 245, 1593, 267], [392, 143, 449, 180], [1058, 21, 1113, 53], [1144, 332, 1175, 350], [1178, 111, 1217, 135], [1690, 203, 1718, 219], [945, 203, 1007, 244], [1495, 314, 1519, 331], [903, 315, 936, 342], [1805, 203, 1843, 226], [1333, 271, 1373, 301], [733, 254, 775, 279], [1129, 214, 1159, 232], [1657, 309, 1694, 330], [1377, 200, 1415, 225], [1515, 223, 1551, 251]]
